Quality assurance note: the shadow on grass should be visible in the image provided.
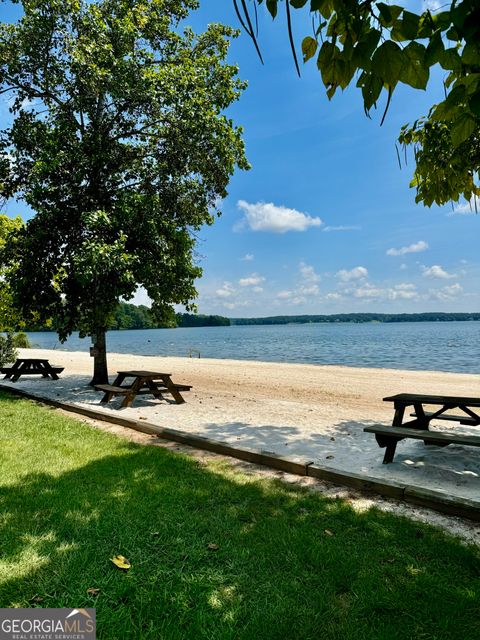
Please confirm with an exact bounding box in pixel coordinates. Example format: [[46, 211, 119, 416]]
[[0, 391, 479, 640]]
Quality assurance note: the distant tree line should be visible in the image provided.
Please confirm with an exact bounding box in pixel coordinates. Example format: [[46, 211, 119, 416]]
[[23, 303, 230, 332], [23, 309, 480, 332], [231, 313, 480, 325], [109, 305, 231, 329]]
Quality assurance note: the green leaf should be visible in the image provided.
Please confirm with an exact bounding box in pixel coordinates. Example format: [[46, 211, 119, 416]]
[[399, 42, 429, 90], [290, 0, 309, 7], [266, 0, 278, 18], [400, 11, 421, 40], [450, 112, 477, 147], [431, 85, 465, 121], [302, 36, 318, 63], [317, 41, 341, 90], [439, 47, 462, 71], [417, 12, 434, 38], [461, 43, 480, 65], [468, 91, 480, 117], [377, 3, 403, 27], [430, 11, 452, 29], [371, 41, 403, 85], [357, 72, 383, 111], [446, 26, 460, 41], [311, 0, 333, 19], [425, 31, 445, 66], [352, 28, 381, 69], [451, 2, 471, 30]]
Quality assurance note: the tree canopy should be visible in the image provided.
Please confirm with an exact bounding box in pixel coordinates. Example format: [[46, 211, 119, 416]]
[[0, 0, 248, 382], [239, 0, 480, 207], [0, 214, 23, 331]]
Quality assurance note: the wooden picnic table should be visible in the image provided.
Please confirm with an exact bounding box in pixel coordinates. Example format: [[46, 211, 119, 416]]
[[94, 370, 192, 408], [1, 358, 64, 382], [364, 393, 480, 464]]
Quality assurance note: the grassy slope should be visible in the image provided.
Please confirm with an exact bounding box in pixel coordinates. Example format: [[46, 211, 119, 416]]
[[0, 389, 479, 640]]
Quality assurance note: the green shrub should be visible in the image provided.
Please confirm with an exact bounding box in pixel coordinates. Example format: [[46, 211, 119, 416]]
[[0, 333, 17, 367], [12, 332, 31, 348]]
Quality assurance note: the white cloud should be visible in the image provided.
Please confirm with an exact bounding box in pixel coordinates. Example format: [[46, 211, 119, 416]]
[[422, 265, 456, 279], [386, 241, 428, 256], [239, 273, 265, 287], [388, 284, 418, 300], [237, 200, 322, 233], [323, 225, 361, 232], [300, 284, 320, 296], [423, 0, 441, 11], [353, 284, 383, 298], [241, 253, 254, 261], [299, 261, 320, 282], [252, 286, 264, 293], [400, 263, 407, 270], [344, 281, 419, 301], [429, 283, 463, 301], [452, 197, 479, 215], [223, 301, 250, 310], [325, 292, 342, 301], [336, 266, 368, 282], [215, 282, 236, 298], [277, 290, 292, 299]]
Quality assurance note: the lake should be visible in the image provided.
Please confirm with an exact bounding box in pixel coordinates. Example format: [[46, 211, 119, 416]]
[[24, 321, 480, 374]]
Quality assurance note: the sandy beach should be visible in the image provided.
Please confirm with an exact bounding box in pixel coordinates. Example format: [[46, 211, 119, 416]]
[[2, 348, 479, 510]]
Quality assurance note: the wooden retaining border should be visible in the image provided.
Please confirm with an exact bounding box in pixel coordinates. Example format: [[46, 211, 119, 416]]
[[1, 384, 479, 522]]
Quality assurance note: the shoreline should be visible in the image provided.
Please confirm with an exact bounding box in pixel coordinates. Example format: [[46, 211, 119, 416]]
[[3, 347, 480, 509], [14, 346, 480, 378]]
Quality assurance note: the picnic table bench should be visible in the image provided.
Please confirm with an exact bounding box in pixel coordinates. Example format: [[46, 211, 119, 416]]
[[1, 358, 64, 382], [95, 370, 192, 408], [365, 393, 480, 464]]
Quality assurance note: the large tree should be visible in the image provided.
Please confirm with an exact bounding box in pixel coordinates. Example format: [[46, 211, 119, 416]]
[[0, 0, 248, 384], [0, 214, 23, 331], [238, 0, 480, 207]]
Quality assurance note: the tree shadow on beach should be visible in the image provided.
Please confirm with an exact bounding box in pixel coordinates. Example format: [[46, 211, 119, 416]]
[[199, 419, 480, 498], [0, 392, 480, 639]]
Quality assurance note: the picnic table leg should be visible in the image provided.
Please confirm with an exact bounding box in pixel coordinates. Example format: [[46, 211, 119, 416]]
[[412, 403, 430, 430], [120, 376, 143, 408], [146, 380, 165, 400], [48, 366, 60, 380], [37, 362, 51, 379], [11, 362, 26, 383], [379, 402, 408, 463], [162, 376, 185, 404], [100, 373, 126, 404], [392, 403, 406, 428], [383, 439, 401, 464]]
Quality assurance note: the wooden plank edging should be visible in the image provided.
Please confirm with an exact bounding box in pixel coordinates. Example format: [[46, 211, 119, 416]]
[[1, 384, 479, 521]]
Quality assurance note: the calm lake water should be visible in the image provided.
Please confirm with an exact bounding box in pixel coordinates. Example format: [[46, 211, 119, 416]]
[[25, 321, 480, 374]]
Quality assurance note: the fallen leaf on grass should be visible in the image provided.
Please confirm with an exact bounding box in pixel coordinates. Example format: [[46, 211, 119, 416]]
[[87, 588, 100, 596], [324, 529, 334, 537], [29, 595, 44, 604], [207, 543, 219, 550], [111, 555, 131, 570]]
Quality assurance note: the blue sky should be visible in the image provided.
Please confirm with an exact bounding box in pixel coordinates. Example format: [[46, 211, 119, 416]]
[[1, 1, 479, 316]]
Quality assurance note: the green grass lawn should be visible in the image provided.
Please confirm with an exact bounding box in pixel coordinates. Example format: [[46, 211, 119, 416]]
[[0, 389, 479, 640]]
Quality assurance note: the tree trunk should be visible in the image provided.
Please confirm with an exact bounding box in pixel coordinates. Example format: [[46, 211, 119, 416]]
[[89, 328, 109, 386]]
